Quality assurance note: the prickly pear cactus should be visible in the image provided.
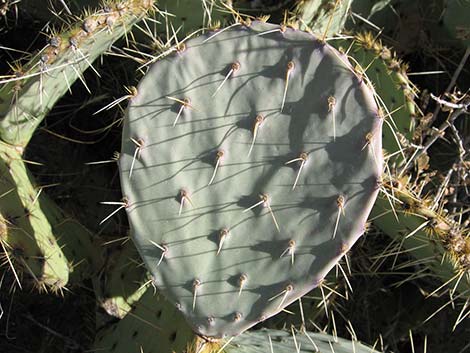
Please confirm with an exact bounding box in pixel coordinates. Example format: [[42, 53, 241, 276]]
[[119, 21, 383, 338], [0, 0, 154, 291]]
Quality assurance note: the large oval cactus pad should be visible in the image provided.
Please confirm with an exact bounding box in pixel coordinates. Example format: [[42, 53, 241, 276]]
[[120, 22, 383, 338]]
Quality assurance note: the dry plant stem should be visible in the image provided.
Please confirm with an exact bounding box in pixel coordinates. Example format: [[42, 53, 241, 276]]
[[447, 123, 467, 159], [428, 47, 470, 127], [398, 107, 468, 175], [24, 313, 81, 349], [432, 167, 453, 211]]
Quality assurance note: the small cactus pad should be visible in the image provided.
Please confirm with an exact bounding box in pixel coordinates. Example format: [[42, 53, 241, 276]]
[[120, 21, 383, 338], [157, 0, 231, 33], [93, 240, 148, 318], [294, 0, 352, 37], [93, 287, 195, 353]]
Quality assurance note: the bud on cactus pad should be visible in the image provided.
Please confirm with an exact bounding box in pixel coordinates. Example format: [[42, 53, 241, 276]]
[[119, 21, 383, 339]]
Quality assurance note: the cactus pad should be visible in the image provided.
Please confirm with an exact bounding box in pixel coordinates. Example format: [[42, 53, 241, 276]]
[[157, 0, 231, 33], [0, 142, 101, 290], [119, 21, 383, 338], [93, 287, 194, 353], [0, 143, 70, 288], [229, 328, 382, 353], [93, 286, 382, 353], [94, 240, 148, 318], [294, 0, 352, 37], [0, 0, 154, 147]]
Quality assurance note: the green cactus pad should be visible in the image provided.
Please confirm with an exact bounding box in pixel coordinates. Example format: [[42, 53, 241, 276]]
[[0, 0, 154, 147], [93, 287, 195, 353], [157, 0, 231, 33], [0, 142, 101, 290], [94, 240, 148, 318], [93, 286, 382, 353], [371, 181, 470, 296], [119, 21, 382, 338], [294, 0, 352, 37], [0, 143, 69, 288], [229, 328, 382, 353]]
